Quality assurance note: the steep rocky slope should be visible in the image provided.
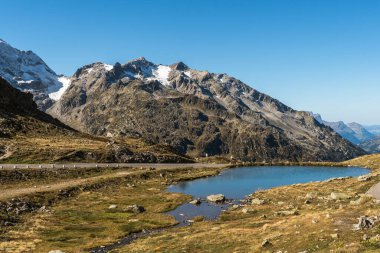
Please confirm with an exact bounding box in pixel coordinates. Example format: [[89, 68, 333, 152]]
[[0, 39, 70, 110], [49, 58, 365, 162], [0, 77, 190, 163]]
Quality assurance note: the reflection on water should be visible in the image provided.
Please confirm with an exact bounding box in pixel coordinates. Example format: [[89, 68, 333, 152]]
[[167, 166, 369, 223]]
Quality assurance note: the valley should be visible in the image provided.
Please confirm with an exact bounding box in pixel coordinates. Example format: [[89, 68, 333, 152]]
[[0, 13, 379, 252]]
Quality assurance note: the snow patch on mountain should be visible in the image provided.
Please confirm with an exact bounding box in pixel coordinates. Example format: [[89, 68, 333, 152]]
[[152, 65, 171, 85], [104, 64, 114, 71], [49, 76, 71, 101]]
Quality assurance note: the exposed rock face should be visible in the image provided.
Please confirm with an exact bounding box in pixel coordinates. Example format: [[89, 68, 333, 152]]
[[0, 39, 70, 110], [49, 58, 366, 162], [0, 77, 191, 163]]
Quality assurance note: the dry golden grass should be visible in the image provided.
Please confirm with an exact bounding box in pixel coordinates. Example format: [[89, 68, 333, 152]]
[[0, 167, 221, 253], [119, 156, 380, 253], [2, 153, 380, 252]]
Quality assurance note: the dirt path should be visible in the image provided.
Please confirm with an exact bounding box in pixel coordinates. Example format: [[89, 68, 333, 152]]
[[366, 181, 380, 201], [0, 171, 134, 201], [0, 163, 227, 200], [0, 163, 225, 169]]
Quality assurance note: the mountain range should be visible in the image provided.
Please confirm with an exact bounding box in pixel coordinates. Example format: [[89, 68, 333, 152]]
[[311, 113, 379, 153], [0, 39, 368, 162]]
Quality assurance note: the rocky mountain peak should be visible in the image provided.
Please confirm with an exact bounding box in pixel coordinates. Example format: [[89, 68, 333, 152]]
[[49, 57, 366, 162], [170, 62, 189, 71], [0, 39, 70, 110]]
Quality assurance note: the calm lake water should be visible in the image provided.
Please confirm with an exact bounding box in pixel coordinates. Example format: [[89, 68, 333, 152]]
[[167, 166, 369, 224]]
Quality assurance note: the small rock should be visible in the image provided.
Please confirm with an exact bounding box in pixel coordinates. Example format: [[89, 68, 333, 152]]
[[108, 204, 117, 209], [304, 199, 311, 204], [261, 239, 271, 247], [331, 233, 338, 239], [206, 194, 225, 203], [189, 199, 201, 205], [277, 201, 285, 205], [276, 210, 299, 216], [242, 207, 256, 214], [124, 204, 145, 213], [358, 175, 372, 182], [330, 192, 351, 200], [305, 193, 316, 199], [362, 234, 369, 241], [251, 198, 266, 205], [39, 206, 50, 213]]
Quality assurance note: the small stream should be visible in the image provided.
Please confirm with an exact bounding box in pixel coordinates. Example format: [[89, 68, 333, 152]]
[[91, 165, 369, 252]]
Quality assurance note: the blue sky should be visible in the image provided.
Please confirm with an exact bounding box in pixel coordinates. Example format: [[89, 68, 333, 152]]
[[1, 0, 380, 124]]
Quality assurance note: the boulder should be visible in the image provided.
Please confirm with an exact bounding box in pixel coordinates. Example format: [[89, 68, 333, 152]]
[[354, 216, 375, 230], [124, 204, 145, 213], [330, 192, 351, 200], [189, 199, 201, 205], [206, 194, 225, 203], [108, 204, 117, 209], [358, 175, 372, 182]]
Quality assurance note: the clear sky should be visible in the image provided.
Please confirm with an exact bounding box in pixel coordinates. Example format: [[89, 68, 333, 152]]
[[1, 0, 379, 124]]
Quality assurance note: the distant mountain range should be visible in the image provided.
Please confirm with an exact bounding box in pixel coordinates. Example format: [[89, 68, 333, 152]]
[[364, 125, 380, 135], [0, 39, 367, 162], [310, 113, 379, 153]]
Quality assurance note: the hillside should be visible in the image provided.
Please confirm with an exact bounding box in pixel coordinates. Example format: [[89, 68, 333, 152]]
[[0, 77, 191, 163], [48, 58, 365, 162]]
